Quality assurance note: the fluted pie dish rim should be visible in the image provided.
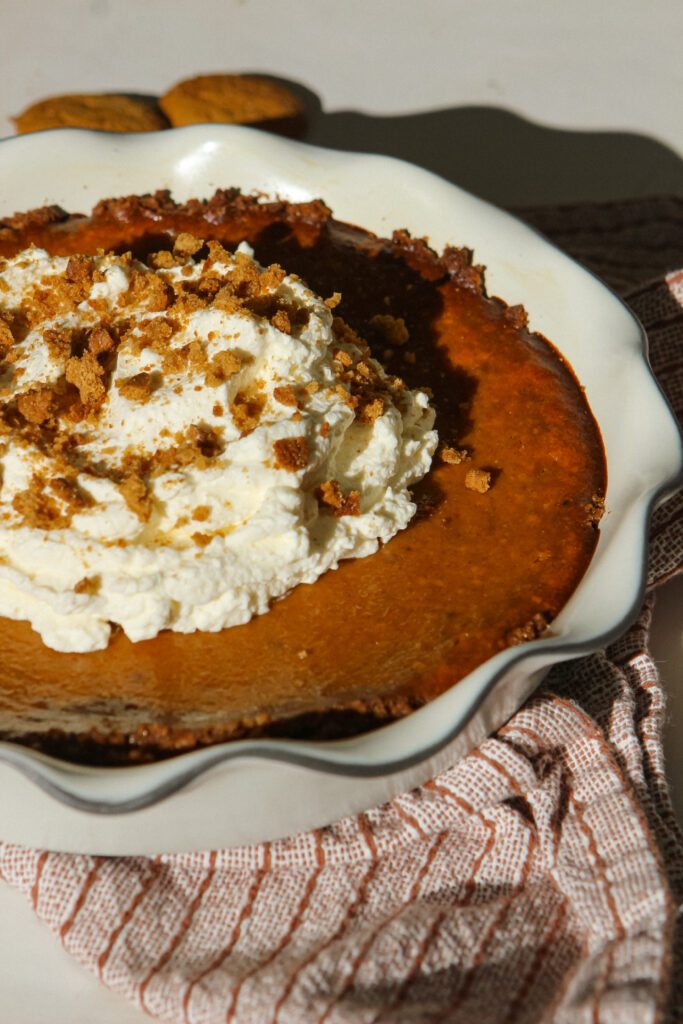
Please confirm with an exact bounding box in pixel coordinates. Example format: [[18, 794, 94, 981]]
[[0, 125, 679, 854]]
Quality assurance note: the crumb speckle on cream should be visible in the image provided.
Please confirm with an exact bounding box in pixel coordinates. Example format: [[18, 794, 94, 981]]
[[0, 242, 436, 651]]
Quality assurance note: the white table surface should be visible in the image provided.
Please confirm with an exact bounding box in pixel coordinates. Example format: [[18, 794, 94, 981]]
[[0, 2, 681, 1020]]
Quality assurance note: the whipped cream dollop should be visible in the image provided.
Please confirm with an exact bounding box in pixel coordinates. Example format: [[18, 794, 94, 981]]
[[0, 238, 436, 652]]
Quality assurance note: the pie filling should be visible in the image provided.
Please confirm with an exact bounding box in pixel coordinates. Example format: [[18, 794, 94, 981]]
[[0, 191, 606, 763]]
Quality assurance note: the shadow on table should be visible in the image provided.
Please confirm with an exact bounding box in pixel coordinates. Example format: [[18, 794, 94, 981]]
[[261, 76, 683, 208]]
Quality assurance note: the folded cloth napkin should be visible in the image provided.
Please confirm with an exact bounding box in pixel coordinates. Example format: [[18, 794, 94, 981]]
[[1, 198, 681, 1024]]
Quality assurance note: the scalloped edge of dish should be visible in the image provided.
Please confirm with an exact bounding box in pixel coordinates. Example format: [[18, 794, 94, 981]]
[[0, 124, 680, 828]]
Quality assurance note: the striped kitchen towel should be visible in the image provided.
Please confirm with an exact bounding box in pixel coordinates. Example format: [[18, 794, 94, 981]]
[[0, 197, 682, 1024]]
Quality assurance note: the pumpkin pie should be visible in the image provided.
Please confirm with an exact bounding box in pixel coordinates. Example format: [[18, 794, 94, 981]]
[[0, 191, 605, 763]]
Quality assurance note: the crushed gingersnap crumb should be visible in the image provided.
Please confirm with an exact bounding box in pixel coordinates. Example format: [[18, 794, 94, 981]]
[[465, 468, 491, 493], [272, 384, 299, 408], [0, 315, 15, 349], [118, 473, 152, 521], [335, 382, 358, 411], [270, 308, 291, 334], [126, 270, 173, 312], [356, 396, 385, 424], [17, 386, 55, 424], [440, 445, 470, 465], [148, 249, 177, 270], [173, 233, 204, 258], [25, 269, 90, 323], [116, 372, 156, 403], [148, 424, 223, 475], [273, 436, 309, 472], [88, 323, 116, 356], [168, 285, 207, 317], [74, 575, 100, 595], [205, 349, 241, 386], [49, 475, 94, 512], [12, 474, 71, 530], [231, 389, 264, 435], [332, 347, 353, 368], [65, 350, 106, 412], [42, 326, 73, 362], [65, 255, 93, 292], [328, 321, 400, 427], [317, 479, 361, 517], [226, 250, 263, 298], [211, 287, 244, 316], [0, 236, 430, 556]]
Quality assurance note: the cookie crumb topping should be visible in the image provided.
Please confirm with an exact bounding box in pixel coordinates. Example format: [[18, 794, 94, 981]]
[[465, 468, 492, 493], [440, 445, 470, 465], [317, 479, 361, 517], [273, 436, 309, 471], [0, 240, 436, 651]]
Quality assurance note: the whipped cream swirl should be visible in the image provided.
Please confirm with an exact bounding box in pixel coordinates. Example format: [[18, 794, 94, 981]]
[[0, 240, 436, 651]]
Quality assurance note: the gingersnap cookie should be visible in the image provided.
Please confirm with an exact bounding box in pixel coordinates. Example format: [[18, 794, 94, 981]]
[[14, 94, 169, 134], [159, 74, 303, 128]]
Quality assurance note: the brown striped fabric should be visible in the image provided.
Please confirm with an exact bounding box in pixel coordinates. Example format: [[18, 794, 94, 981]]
[[0, 198, 682, 1024]]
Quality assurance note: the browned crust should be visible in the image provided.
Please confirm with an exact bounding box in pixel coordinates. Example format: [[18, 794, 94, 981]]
[[0, 191, 499, 316], [1, 694, 425, 766], [504, 612, 552, 647], [0, 189, 492, 326], [0, 190, 432, 267]]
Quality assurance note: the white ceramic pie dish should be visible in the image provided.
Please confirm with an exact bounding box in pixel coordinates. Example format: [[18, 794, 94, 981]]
[[0, 125, 680, 854]]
